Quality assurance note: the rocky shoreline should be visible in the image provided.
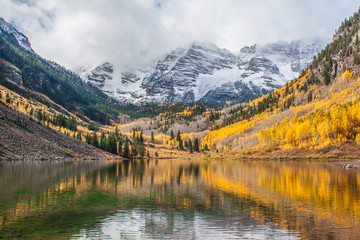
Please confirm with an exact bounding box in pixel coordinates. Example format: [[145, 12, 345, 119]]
[[335, 161, 360, 169]]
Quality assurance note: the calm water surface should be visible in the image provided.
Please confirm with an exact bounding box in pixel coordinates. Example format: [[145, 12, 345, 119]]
[[0, 159, 359, 239]]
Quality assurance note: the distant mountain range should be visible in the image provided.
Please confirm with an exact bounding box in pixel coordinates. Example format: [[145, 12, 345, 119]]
[[78, 41, 324, 106], [0, 16, 324, 108]]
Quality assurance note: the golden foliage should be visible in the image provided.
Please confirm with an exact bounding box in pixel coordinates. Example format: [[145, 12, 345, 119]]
[[0, 84, 98, 142], [202, 69, 360, 152], [258, 99, 360, 148], [339, 69, 354, 82]]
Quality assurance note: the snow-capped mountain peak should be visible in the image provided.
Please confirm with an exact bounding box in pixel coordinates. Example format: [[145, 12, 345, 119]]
[[78, 40, 324, 107], [0, 17, 35, 54]]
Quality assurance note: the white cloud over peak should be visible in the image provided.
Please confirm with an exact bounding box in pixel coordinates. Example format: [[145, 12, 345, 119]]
[[1, 0, 359, 70]]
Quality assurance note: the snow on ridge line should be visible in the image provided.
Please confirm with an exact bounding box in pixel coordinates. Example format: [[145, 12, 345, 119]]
[[0, 18, 35, 54], [78, 40, 324, 106]]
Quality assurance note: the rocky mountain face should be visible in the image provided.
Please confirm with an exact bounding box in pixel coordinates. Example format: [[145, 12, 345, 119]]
[[0, 17, 323, 108], [0, 17, 34, 54], [79, 41, 323, 107], [78, 62, 114, 90]]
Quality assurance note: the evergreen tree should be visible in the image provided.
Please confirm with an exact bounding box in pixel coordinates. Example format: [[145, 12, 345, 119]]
[[5, 93, 10, 104], [123, 139, 130, 158], [90, 133, 98, 148], [139, 131, 144, 143], [138, 145, 146, 158], [85, 133, 90, 144], [188, 139, 193, 154], [106, 134, 117, 154], [194, 138, 200, 152], [178, 138, 184, 150], [285, 83, 289, 95], [151, 131, 155, 142], [170, 130, 174, 139], [203, 144, 209, 151], [308, 91, 313, 103], [323, 67, 331, 85], [131, 146, 137, 157], [76, 131, 82, 140], [100, 132, 106, 150], [118, 140, 123, 155], [115, 126, 119, 135], [37, 110, 42, 122], [176, 130, 181, 142]]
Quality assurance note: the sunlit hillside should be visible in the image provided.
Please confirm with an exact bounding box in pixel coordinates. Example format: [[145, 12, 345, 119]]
[[3, 7, 360, 160], [200, 9, 360, 158]]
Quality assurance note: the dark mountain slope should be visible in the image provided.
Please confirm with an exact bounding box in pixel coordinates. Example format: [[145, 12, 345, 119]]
[[0, 17, 124, 124]]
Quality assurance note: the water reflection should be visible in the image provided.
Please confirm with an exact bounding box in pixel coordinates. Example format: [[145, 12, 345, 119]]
[[0, 159, 359, 239], [72, 209, 297, 240]]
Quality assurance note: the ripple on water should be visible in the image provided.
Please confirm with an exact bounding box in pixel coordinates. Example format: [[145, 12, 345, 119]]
[[71, 208, 300, 240]]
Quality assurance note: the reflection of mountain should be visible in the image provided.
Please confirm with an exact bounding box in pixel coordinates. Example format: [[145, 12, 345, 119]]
[[77, 208, 296, 240], [1, 160, 360, 239]]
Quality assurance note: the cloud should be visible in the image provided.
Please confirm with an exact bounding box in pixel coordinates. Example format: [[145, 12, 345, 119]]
[[1, 0, 359, 71]]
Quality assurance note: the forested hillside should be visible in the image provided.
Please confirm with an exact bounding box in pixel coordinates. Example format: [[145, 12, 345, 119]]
[[3, 8, 360, 160], [1, 38, 126, 125], [200, 8, 360, 158]]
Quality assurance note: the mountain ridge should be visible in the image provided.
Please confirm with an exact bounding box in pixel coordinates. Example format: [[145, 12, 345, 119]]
[[79, 40, 324, 107], [0, 17, 34, 54], [0, 17, 131, 124]]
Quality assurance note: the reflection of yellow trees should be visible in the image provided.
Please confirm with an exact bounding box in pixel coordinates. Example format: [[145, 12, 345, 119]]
[[202, 165, 253, 198], [2, 160, 360, 239], [202, 160, 360, 238], [257, 162, 360, 214]]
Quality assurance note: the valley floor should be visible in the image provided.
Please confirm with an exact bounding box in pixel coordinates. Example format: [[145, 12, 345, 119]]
[[148, 141, 360, 161], [202, 143, 360, 160], [1, 97, 359, 165]]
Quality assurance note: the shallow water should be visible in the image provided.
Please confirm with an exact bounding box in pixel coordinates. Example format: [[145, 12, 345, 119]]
[[0, 159, 359, 239]]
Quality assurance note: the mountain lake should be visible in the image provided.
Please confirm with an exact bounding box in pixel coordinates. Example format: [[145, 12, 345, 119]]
[[0, 159, 359, 239]]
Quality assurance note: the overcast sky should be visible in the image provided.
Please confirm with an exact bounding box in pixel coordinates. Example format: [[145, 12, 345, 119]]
[[1, 0, 359, 70]]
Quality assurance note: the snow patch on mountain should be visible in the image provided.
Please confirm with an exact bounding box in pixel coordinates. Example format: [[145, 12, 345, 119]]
[[194, 66, 287, 102], [0, 17, 34, 54], [78, 40, 324, 106]]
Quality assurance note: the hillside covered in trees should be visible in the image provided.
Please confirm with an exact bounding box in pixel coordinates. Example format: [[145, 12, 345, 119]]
[[198, 8, 360, 158], [3, 8, 360, 160]]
